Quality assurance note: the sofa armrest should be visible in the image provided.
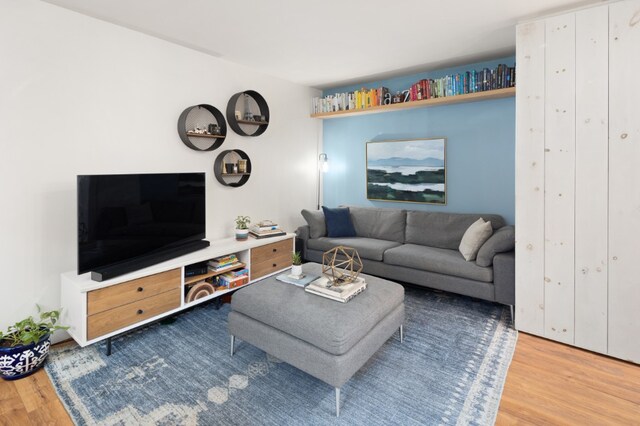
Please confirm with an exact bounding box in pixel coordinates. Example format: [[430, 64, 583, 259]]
[[476, 225, 515, 267], [295, 225, 311, 259], [493, 251, 515, 306]]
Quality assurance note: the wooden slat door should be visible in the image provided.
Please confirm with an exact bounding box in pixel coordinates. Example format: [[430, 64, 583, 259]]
[[608, 0, 640, 363]]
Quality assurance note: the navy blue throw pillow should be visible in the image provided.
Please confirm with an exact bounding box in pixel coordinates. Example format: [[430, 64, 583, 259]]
[[322, 206, 356, 238]]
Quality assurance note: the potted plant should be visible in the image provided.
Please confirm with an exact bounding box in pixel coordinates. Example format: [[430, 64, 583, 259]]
[[0, 307, 68, 381], [291, 251, 303, 277], [235, 215, 251, 240]]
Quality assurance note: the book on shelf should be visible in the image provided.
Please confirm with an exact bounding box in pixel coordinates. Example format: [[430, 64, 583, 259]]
[[304, 276, 367, 303], [208, 259, 242, 272], [208, 254, 238, 268], [256, 220, 277, 227], [311, 64, 515, 114], [214, 272, 249, 289], [275, 273, 320, 287], [249, 224, 279, 233], [249, 229, 286, 239]]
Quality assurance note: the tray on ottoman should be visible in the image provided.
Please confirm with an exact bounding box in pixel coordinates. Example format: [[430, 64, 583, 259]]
[[228, 262, 405, 416]]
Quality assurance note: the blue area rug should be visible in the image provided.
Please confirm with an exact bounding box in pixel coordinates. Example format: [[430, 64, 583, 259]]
[[45, 287, 516, 425]]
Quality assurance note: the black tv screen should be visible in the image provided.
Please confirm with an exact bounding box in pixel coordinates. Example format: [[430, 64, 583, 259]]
[[77, 173, 206, 275]]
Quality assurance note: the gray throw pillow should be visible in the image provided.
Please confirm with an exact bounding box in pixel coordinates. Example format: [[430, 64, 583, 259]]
[[476, 225, 515, 267], [459, 218, 493, 261], [301, 209, 326, 239]]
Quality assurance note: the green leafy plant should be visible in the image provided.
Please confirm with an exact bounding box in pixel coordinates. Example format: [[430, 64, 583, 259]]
[[235, 215, 251, 230], [292, 251, 302, 266], [0, 306, 68, 347]]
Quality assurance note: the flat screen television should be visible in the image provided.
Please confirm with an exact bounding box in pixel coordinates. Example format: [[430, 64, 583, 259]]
[[77, 172, 208, 280]]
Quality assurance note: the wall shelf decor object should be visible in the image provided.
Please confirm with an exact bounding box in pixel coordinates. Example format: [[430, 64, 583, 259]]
[[366, 138, 446, 205], [515, 0, 640, 364], [214, 149, 252, 187], [226, 90, 270, 136], [178, 104, 227, 151], [311, 87, 514, 119]]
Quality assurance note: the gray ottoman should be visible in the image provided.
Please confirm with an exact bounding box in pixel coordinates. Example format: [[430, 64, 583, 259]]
[[228, 262, 405, 416]]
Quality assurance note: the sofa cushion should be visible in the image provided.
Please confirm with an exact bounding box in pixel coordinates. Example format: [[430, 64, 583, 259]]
[[459, 218, 493, 261], [307, 237, 402, 261], [346, 206, 406, 243], [384, 244, 494, 282], [405, 211, 506, 250], [301, 209, 326, 239], [322, 206, 356, 238], [476, 225, 515, 267]]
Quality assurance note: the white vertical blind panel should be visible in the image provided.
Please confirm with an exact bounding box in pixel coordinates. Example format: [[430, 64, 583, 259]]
[[608, 0, 640, 363], [544, 14, 576, 344], [515, 21, 546, 334], [574, 5, 609, 354]]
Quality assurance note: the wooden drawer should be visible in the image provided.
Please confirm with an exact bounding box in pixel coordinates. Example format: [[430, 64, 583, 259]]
[[87, 269, 180, 316], [87, 288, 180, 340], [251, 252, 292, 280], [251, 238, 293, 264]]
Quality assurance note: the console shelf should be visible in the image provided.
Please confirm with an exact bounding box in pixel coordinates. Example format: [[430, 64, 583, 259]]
[[61, 235, 294, 349]]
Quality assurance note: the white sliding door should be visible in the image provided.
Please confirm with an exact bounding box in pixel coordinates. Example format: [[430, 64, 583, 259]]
[[543, 14, 576, 344], [515, 21, 546, 335], [608, 0, 640, 363], [574, 5, 609, 354]]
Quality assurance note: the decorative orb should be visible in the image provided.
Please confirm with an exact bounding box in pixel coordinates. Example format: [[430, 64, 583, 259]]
[[321, 246, 363, 285]]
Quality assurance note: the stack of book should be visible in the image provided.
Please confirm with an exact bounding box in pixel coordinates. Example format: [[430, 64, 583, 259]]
[[208, 254, 241, 271], [275, 273, 319, 287], [249, 220, 286, 239], [304, 276, 367, 303], [214, 268, 249, 290]]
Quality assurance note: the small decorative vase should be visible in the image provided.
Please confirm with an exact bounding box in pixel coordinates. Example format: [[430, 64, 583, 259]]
[[0, 334, 51, 381], [235, 229, 249, 241], [291, 264, 303, 277]]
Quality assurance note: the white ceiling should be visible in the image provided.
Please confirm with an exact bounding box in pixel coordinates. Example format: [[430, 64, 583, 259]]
[[42, 0, 601, 88]]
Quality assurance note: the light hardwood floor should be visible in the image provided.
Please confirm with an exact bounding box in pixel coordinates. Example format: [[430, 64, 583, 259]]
[[1, 333, 638, 425]]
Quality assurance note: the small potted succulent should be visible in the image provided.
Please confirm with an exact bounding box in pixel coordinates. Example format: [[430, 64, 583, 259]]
[[0, 307, 68, 381], [235, 215, 251, 240], [291, 251, 303, 277]]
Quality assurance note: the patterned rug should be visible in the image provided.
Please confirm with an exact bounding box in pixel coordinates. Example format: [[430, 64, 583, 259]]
[[45, 287, 517, 425]]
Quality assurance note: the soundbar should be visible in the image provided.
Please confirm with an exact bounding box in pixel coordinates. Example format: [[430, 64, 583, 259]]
[[90, 239, 211, 282]]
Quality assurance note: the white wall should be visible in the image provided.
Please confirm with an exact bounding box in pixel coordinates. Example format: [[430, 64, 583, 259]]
[[0, 0, 321, 337]]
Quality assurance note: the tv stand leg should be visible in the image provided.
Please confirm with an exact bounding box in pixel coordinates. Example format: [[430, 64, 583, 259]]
[[106, 337, 112, 356], [213, 297, 222, 310]]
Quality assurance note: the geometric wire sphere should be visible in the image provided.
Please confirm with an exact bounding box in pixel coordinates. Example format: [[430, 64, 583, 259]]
[[321, 246, 363, 285]]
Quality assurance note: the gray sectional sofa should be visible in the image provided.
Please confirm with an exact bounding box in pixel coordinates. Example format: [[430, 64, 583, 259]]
[[296, 206, 515, 308]]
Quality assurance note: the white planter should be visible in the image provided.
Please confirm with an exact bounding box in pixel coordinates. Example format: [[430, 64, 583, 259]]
[[235, 229, 249, 240], [291, 264, 303, 277]]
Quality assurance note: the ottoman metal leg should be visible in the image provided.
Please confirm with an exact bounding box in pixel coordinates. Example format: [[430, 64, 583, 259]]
[[230, 335, 235, 357], [400, 324, 404, 343], [335, 387, 340, 417]]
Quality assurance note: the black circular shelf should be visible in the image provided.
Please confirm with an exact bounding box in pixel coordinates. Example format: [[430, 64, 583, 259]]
[[178, 104, 227, 151], [226, 90, 270, 137], [214, 149, 252, 187]]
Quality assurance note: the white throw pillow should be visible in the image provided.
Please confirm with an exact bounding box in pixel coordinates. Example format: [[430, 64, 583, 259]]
[[459, 218, 493, 261]]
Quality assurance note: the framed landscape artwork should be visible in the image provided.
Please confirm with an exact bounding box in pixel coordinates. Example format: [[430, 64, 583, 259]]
[[366, 138, 446, 205]]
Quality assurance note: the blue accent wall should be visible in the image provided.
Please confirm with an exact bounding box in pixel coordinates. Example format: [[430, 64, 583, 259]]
[[322, 57, 515, 224]]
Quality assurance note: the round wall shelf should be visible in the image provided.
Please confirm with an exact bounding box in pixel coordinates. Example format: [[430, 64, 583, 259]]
[[214, 149, 252, 187], [226, 90, 270, 137], [178, 104, 227, 151]]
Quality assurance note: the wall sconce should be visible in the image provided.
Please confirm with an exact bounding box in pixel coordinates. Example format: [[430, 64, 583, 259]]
[[317, 153, 329, 210]]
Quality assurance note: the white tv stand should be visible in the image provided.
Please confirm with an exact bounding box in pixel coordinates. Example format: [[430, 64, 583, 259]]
[[60, 234, 294, 352]]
